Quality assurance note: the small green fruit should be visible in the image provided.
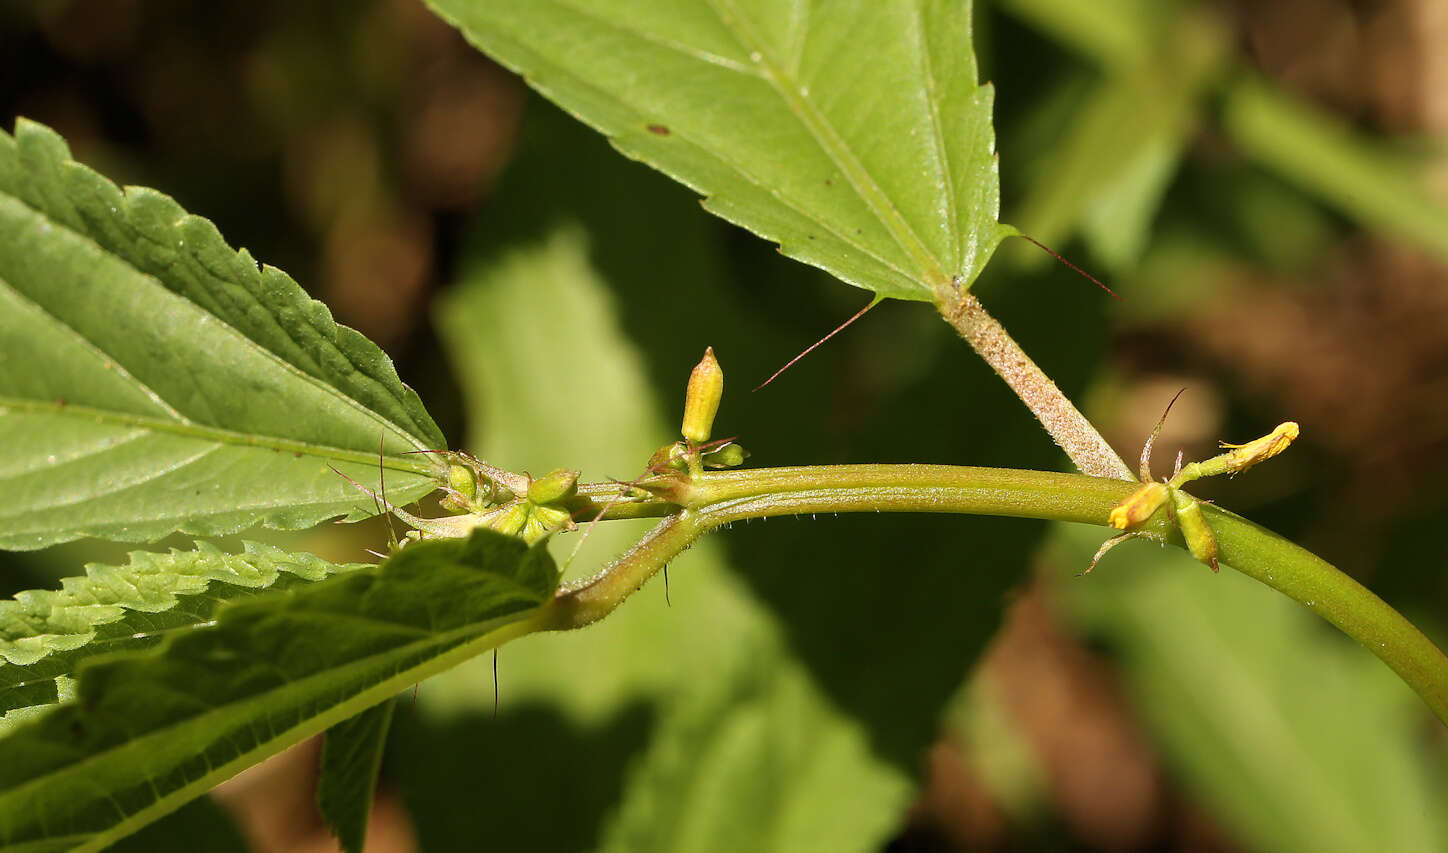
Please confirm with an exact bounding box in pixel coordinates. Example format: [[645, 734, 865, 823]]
[[702, 442, 748, 468], [528, 468, 579, 505]]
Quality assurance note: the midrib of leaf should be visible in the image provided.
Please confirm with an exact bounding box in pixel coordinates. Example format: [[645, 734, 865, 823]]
[[1, 275, 182, 423], [529, 0, 920, 289], [0, 397, 438, 478], [911, 3, 963, 271], [704, 0, 951, 289], [0, 242, 437, 464]]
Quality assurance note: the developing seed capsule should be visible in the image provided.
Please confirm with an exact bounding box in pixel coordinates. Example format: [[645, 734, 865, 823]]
[[1108, 482, 1169, 530], [527, 468, 579, 505], [1169, 487, 1219, 572], [647, 441, 690, 473], [702, 442, 748, 469], [484, 502, 531, 538], [681, 347, 724, 445], [440, 463, 479, 513]]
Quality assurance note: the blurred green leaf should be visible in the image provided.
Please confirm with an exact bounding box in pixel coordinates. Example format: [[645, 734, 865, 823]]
[[598, 659, 905, 853], [0, 528, 555, 851], [1007, 7, 1226, 271], [424, 0, 1014, 302], [995, 0, 1178, 69], [0, 120, 446, 550], [0, 542, 367, 715], [1055, 523, 1448, 853], [318, 700, 395, 853], [1223, 74, 1448, 264]]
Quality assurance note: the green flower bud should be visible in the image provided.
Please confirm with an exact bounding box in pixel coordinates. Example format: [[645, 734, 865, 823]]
[[485, 502, 531, 537], [702, 442, 749, 469], [1169, 487, 1218, 572], [1108, 482, 1168, 530], [648, 441, 690, 473], [527, 468, 579, 505], [522, 514, 551, 544], [447, 464, 477, 500], [440, 463, 479, 513], [681, 347, 724, 444], [529, 504, 573, 536]]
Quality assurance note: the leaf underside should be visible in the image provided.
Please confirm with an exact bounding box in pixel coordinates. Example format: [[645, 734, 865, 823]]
[[0, 120, 447, 550], [318, 700, 397, 853], [0, 528, 556, 852], [425, 0, 1016, 304], [0, 542, 369, 717]]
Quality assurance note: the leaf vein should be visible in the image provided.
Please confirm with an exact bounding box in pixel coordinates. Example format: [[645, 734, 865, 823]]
[[704, 0, 948, 289]]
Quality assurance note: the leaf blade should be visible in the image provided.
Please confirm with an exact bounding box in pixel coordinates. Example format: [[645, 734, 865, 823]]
[[0, 120, 447, 549], [0, 529, 556, 851], [318, 700, 396, 853], [424, 0, 1014, 302], [0, 542, 369, 713]]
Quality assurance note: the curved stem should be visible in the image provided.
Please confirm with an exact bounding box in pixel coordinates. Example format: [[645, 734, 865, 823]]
[[538, 463, 1448, 725]]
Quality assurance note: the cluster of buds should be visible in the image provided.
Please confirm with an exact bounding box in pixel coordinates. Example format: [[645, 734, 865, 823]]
[[341, 453, 581, 549], [345, 346, 749, 552], [436, 466, 581, 545], [1092, 403, 1299, 574]]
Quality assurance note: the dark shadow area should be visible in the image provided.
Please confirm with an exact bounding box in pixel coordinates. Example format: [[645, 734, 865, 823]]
[[109, 794, 248, 853], [388, 700, 653, 852]]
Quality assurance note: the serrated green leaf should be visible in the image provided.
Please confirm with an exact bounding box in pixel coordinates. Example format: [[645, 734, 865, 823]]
[[1055, 524, 1448, 853], [424, 0, 1015, 303], [0, 542, 368, 714], [0, 528, 557, 852], [0, 119, 447, 550], [318, 700, 395, 853]]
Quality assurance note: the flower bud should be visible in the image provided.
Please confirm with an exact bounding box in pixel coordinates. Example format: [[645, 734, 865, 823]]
[[648, 441, 690, 473], [528, 504, 573, 540], [1170, 487, 1218, 572], [1108, 482, 1168, 530], [1220, 422, 1299, 474], [440, 464, 479, 513], [484, 502, 531, 537], [702, 442, 748, 469], [681, 347, 724, 445], [527, 468, 579, 505]]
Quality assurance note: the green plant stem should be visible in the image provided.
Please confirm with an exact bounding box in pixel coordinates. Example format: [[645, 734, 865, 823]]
[[935, 288, 1134, 481], [541, 463, 1448, 725]]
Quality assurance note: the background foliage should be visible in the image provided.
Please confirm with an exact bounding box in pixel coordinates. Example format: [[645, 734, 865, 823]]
[[2, 0, 1447, 850]]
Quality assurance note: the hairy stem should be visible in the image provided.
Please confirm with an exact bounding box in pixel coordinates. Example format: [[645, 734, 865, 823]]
[[539, 464, 1448, 725], [937, 288, 1134, 481]]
